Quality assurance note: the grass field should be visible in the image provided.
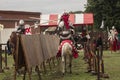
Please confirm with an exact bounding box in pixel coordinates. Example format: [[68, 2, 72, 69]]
[[0, 50, 120, 80]]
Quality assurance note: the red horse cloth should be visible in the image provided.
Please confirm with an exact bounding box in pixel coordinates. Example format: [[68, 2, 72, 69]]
[[112, 38, 118, 52], [56, 40, 78, 58]]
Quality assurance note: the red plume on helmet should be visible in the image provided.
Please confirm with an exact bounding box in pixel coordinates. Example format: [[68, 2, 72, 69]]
[[61, 12, 70, 29]]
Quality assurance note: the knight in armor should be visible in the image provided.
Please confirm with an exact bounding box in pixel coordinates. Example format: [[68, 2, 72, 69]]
[[17, 19, 25, 34], [110, 26, 118, 52], [57, 12, 75, 43], [56, 12, 78, 58]]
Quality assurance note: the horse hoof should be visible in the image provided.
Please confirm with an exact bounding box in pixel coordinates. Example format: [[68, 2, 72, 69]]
[[91, 71, 97, 75], [85, 70, 91, 73], [101, 73, 109, 78]]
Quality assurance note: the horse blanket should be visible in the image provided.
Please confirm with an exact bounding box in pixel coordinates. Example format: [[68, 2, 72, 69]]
[[56, 40, 78, 58]]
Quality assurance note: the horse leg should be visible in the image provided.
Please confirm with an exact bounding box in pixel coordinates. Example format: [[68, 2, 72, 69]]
[[61, 55, 65, 75], [69, 55, 72, 74], [88, 58, 91, 72], [48, 59, 52, 70], [35, 66, 42, 80], [43, 61, 47, 74], [52, 57, 55, 66], [65, 55, 67, 73], [23, 67, 27, 80], [57, 57, 60, 66], [28, 69, 32, 80], [91, 56, 97, 75]]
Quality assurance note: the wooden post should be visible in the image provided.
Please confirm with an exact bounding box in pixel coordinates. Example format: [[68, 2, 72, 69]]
[[94, 51, 97, 74], [14, 35, 19, 80], [0, 44, 3, 72], [100, 45, 104, 74], [4, 46, 9, 69], [97, 46, 100, 80], [97, 47, 100, 80]]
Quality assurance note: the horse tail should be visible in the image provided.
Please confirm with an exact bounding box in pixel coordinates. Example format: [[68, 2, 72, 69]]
[[62, 42, 72, 56]]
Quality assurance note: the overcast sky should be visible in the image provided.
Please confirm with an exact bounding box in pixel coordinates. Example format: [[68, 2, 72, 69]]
[[0, 0, 87, 14]]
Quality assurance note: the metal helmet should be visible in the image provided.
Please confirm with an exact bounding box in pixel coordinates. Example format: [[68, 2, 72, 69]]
[[58, 21, 64, 28], [19, 19, 24, 25]]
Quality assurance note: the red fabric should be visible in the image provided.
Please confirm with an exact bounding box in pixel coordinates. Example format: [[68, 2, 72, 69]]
[[84, 13, 94, 24], [24, 27, 31, 34], [56, 40, 78, 58], [69, 14, 75, 24], [112, 38, 118, 52], [61, 14, 70, 29], [49, 14, 58, 25], [118, 41, 120, 50]]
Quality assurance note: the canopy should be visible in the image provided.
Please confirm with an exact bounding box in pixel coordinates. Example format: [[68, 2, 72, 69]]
[[40, 13, 94, 27]]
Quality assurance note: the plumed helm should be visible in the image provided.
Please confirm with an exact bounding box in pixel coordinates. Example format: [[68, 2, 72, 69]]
[[112, 26, 115, 29], [61, 12, 69, 19], [19, 19, 24, 25], [63, 12, 69, 15]]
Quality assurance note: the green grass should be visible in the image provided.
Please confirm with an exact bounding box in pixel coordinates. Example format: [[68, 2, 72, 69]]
[[0, 50, 120, 80]]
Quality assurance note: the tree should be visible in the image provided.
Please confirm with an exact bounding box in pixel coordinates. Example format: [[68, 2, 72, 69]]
[[85, 0, 120, 30]]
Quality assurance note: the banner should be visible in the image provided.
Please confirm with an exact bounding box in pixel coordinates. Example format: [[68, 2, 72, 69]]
[[0, 24, 4, 31]]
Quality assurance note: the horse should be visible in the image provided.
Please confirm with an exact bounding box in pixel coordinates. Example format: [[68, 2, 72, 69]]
[[55, 28, 78, 75], [9, 31, 41, 80], [9, 31, 18, 61], [61, 41, 73, 75], [55, 12, 79, 75]]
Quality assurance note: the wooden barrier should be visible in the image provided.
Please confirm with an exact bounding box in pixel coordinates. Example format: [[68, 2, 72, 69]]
[[21, 34, 44, 71], [13, 34, 60, 80]]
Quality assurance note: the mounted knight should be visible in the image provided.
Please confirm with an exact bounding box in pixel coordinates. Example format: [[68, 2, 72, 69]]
[[108, 26, 118, 52], [16, 19, 26, 34], [56, 12, 78, 58]]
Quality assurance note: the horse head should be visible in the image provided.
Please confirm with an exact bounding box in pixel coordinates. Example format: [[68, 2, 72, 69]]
[[9, 31, 18, 54]]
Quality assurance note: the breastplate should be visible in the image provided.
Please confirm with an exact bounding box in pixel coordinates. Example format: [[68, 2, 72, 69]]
[[60, 30, 71, 39]]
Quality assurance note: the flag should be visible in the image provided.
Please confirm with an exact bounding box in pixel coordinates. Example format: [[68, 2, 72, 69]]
[[34, 21, 39, 29], [14, 22, 18, 31], [25, 24, 32, 35], [112, 26, 115, 29], [107, 26, 111, 36], [100, 20, 104, 29]]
